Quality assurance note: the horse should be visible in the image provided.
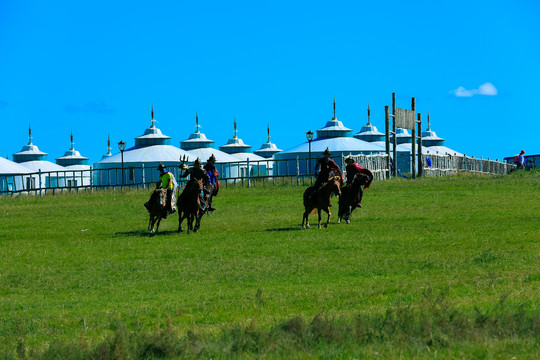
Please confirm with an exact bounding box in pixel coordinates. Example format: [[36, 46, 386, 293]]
[[338, 172, 372, 224], [146, 188, 168, 235], [302, 175, 342, 229], [177, 178, 207, 234]]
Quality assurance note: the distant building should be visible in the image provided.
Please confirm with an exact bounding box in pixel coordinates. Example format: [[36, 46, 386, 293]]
[[12, 126, 66, 188], [219, 118, 267, 177], [56, 131, 91, 187], [253, 124, 282, 159], [180, 114, 240, 179], [0, 156, 33, 192], [353, 104, 385, 142], [92, 107, 193, 186], [274, 99, 385, 175]]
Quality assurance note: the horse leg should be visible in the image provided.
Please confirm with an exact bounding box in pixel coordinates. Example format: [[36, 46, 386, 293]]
[[318, 209, 322, 229], [302, 208, 311, 229], [324, 208, 331, 228], [155, 216, 162, 233], [178, 211, 184, 232], [148, 215, 153, 232]]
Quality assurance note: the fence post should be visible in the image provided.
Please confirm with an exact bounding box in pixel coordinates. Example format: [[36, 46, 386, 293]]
[[247, 158, 250, 188], [142, 164, 145, 189], [38, 169, 42, 197], [296, 156, 300, 185]]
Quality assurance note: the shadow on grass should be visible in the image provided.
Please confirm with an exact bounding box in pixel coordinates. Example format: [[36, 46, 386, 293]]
[[113, 230, 179, 237], [265, 226, 303, 232]]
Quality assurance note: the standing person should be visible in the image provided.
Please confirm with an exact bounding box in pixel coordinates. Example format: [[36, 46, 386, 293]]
[[517, 150, 526, 170], [156, 163, 176, 215], [344, 156, 373, 207], [312, 148, 343, 199], [203, 154, 219, 211]]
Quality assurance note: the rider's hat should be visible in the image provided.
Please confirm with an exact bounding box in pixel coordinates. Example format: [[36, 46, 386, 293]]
[[520, 150, 525, 154], [323, 147, 331, 156], [345, 156, 355, 163], [208, 154, 216, 162], [157, 162, 166, 170], [194, 157, 201, 165]]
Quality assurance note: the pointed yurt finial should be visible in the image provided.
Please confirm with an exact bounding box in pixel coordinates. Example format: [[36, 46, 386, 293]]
[[70, 130, 74, 150], [195, 112, 201, 133], [427, 111, 431, 130], [367, 103, 371, 125], [107, 134, 111, 148], [150, 105, 157, 127], [28, 124, 33, 145], [333, 97, 336, 119], [267, 123, 270, 142], [233, 117, 238, 138]]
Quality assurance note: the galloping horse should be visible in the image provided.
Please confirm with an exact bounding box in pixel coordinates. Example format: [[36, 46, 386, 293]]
[[146, 188, 168, 235], [177, 178, 206, 234], [302, 175, 342, 229], [338, 172, 371, 224]]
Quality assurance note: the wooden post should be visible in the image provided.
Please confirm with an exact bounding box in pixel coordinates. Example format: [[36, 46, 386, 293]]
[[392, 93, 397, 177], [411, 97, 416, 179], [417, 113, 423, 177], [385, 105, 391, 178]]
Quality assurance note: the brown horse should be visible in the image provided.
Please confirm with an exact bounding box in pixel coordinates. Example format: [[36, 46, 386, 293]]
[[146, 188, 168, 235], [338, 172, 372, 224], [177, 179, 206, 234], [302, 175, 342, 229]]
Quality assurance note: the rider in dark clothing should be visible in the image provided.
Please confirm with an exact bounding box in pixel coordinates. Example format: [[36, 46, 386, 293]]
[[178, 158, 210, 210], [310, 148, 343, 204], [344, 156, 373, 208], [203, 154, 219, 211]]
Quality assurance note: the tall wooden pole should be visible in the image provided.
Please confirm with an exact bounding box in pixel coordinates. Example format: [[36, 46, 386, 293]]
[[418, 113, 423, 177], [411, 97, 416, 179], [392, 93, 397, 177], [385, 105, 390, 179]]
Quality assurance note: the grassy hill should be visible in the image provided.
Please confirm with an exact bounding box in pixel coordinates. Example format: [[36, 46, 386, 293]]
[[1, 172, 539, 359]]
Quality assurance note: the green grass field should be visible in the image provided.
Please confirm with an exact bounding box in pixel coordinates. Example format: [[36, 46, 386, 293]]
[[1, 172, 539, 359]]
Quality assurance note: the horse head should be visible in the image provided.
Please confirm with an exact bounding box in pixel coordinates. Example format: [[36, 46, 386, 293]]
[[331, 175, 342, 197]]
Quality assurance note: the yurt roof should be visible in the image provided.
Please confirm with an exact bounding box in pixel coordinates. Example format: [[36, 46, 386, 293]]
[[0, 157, 33, 174]]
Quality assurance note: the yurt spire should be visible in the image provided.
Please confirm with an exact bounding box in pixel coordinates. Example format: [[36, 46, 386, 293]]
[[106, 134, 112, 156], [233, 117, 238, 138], [333, 97, 336, 119], [367, 103, 371, 125], [267, 123, 271, 142], [427, 111, 431, 130], [195, 112, 200, 133], [28, 124, 33, 145], [150, 105, 156, 128], [70, 130, 74, 150]]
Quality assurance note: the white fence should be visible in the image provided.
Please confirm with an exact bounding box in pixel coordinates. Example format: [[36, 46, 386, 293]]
[[0, 155, 515, 196]]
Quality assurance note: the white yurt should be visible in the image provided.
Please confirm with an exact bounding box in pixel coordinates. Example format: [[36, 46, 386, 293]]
[[12, 127, 66, 188], [0, 156, 33, 193], [92, 108, 193, 186], [274, 100, 385, 176], [56, 132, 91, 187], [179, 114, 240, 179]]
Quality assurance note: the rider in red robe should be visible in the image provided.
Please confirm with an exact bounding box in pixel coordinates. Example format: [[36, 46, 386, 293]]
[[344, 156, 373, 207], [203, 154, 219, 211]]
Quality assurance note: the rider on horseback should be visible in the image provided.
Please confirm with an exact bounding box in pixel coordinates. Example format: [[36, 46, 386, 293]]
[[311, 148, 343, 203], [344, 156, 373, 208], [144, 163, 177, 217], [178, 158, 210, 210], [203, 154, 219, 212]]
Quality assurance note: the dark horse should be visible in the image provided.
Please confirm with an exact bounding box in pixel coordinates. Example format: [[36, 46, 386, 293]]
[[146, 188, 168, 235], [338, 172, 372, 224], [302, 175, 342, 229], [177, 179, 207, 234]]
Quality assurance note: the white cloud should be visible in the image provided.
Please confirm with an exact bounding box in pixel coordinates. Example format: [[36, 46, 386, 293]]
[[477, 82, 497, 95], [452, 82, 497, 97]]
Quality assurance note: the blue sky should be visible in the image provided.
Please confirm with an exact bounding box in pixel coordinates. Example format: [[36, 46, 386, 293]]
[[1, 0, 538, 163]]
